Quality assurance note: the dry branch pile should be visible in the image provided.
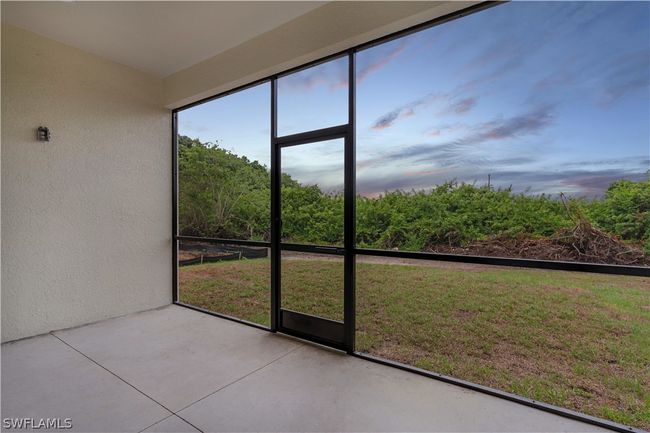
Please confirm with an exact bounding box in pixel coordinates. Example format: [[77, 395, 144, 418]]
[[430, 225, 649, 266], [429, 196, 649, 266]]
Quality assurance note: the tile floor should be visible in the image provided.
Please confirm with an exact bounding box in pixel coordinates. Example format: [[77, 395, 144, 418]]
[[1, 305, 607, 432]]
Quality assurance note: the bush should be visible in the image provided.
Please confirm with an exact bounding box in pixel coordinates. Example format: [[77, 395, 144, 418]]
[[586, 178, 650, 250], [178, 135, 649, 255]]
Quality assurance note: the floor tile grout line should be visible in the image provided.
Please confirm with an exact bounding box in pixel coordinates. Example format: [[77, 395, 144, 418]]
[[136, 414, 176, 433], [162, 413, 205, 433], [48, 332, 205, 432], [137, 413, 204, 433], [173, 342, 306, 416], [51, 331, 302, 433]]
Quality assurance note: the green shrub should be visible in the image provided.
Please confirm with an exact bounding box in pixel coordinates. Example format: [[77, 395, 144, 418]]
[[178, 135, 649, 253]]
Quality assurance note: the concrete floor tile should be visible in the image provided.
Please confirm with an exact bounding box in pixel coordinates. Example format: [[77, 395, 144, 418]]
[[1, 334, 170, 433], [4, 307, 613, 432], [178, 344, 607, 432], [53, 305, 301, 411]]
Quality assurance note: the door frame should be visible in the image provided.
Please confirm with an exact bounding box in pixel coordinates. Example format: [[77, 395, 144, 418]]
[[270, 54, 356, 352]]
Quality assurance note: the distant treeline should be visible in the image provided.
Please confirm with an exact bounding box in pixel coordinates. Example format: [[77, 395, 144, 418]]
[[178, 135, 650, 253]]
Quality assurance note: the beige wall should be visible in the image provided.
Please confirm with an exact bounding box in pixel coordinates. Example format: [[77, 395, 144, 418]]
[[1, 25, 171, 342], [164, 1, 476, 108]]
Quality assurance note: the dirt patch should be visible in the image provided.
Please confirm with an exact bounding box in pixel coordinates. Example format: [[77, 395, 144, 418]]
[[487, 340, 571, 377], [179, 260, 269, 283], [178, 251, 199, 261], [356, 255, 501, 271], [370, 340, 433, 365], [454, 309, 479, 321]]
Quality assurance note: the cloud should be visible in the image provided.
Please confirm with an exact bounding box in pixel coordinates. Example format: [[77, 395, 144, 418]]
[[357, 40, 408, 84], [427, 123, 468, 137], [290, 99, 640, 198], [279, 39, 409, 94], [357, 171, 446, 197], [371, 93, 479, 131], [496, 169, 648, 196], [451, 97, 477, 114], [599, 49, 650, 105], [559, 156, 650, 171], [534, 69, 574, 91], [560, 173, 637, 196], [465, 39, 524, 72], [459, 36, 539, 93], [371, 93, 444, 130], [410, 145, 539, 169], [278, 59, 348, 93], [420, 105, 554, 159], [363, 105, 554, 172], [372, 109, 401, 131], [437, 97, 478, 116], [357, 165, 647, 198], [473, 105, 553, 142], [530, 43, 649, 109]]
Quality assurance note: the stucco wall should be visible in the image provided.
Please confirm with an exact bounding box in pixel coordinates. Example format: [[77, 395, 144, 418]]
[[1, 25, 171, 342]]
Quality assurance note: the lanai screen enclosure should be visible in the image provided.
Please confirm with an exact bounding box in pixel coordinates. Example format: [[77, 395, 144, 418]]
[[173, 2, 650, 430]]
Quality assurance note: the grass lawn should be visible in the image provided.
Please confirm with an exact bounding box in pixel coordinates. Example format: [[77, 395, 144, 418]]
[[179, 257, 650, 429]]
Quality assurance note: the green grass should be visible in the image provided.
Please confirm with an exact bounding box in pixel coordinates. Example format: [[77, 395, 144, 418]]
[[179, 257, 650, 430]]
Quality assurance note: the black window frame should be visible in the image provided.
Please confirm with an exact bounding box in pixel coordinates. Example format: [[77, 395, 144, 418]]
[[171, 3, 649, 432]]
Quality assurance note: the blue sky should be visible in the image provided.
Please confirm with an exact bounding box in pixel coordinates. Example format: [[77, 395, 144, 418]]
[[179, 1, 649, 198]]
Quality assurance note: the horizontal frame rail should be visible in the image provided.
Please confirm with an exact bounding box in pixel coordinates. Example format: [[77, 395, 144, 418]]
[[274, 124, 349, 147], [177, 235, 270, 248], [355, 248, 650, 277], [177, 238, 649, 276], [280, 243, 346, 255]]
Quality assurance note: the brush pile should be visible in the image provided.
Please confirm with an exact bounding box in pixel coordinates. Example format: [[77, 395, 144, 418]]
[[431, 223, 648, 266], [429, 194, 649, 266]]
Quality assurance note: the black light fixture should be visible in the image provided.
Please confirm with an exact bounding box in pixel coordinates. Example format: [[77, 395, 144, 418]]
[[37, 126, 50, 142]]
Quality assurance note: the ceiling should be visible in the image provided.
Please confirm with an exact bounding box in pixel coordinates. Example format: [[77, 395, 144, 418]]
[[1, 1, 326, 78]]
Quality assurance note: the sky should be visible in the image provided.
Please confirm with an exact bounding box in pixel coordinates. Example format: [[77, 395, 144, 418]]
[[178, 1, 650, 198]]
